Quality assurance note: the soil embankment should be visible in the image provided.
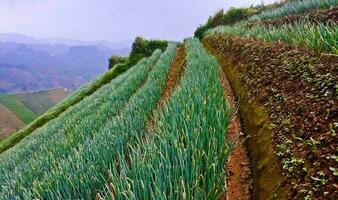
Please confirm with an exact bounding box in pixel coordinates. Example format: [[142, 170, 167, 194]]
[[204, 35, 338, 199], [247, 6, 338, 28], [219, 69, 252, 200]]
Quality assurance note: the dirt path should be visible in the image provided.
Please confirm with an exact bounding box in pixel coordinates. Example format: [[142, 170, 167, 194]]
[[146, 44, 186, 132], [159, 45, 186, 105], [219, 69, 252, 200]]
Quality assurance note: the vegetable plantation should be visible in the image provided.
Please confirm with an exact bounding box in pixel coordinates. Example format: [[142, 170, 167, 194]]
[[0, 58, 134, 153], [1, 0, 337, 199], [205, 20, 338, 54], [249, 0, 338, 21], [102, 38, 232, 199], [0, 48, 163, 199], [0, 38, 234, 199]]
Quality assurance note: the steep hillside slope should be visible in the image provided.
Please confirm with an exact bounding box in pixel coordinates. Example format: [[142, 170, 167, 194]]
[[0, 37, 169, 153], [199, 1, 338, 199], [0, 0, 337, 199], [0, 39, 236, 199], [0, 103, 25, 140]]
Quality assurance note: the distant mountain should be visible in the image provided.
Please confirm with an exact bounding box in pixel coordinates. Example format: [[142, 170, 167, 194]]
[[0, 33, 132, 53], [41, 37, 132, 50], [0, 33, 39, 44], [0, 33, 131, 93]]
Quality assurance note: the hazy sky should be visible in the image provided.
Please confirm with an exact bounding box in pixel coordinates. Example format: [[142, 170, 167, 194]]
[[0, 0, 276, 42]]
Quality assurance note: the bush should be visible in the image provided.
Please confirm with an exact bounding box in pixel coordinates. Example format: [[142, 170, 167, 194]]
[[129, 37, 168, 65], [108, 37, 168, 70], [194, 5, 270, 39], [108, 56, 128, 69]]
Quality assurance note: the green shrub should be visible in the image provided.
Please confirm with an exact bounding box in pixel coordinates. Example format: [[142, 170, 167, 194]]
[[129, 37, 168, 65], [194, 7, 260, 39], [108, 56, 128, 69], [108, 37, 168, 71]]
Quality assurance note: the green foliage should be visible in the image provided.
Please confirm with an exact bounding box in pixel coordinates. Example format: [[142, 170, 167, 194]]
[[0, 94, 36, 123], [102, 38, 232, 199], [108, 37, 168, 73], [0, 39, 232, 199], [194, 7, 260, 39], [249, 0, 338, 21], [206, 20, 338, 55], [108, 55, 128, 69], [0, 46, 176, 198], [195, 0, 338, 39], [0, 59, 134, 154], [129, 37, 168, 65]]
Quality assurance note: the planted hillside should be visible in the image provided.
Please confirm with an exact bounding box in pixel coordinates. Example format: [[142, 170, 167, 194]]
[[101, 38, 232, 199], [249, 0, 338, 21], [15, 89, 65, 115], [0, 103, 25, 140], [0, 94, 36, 123], [0, 45, 175, 198], [0, 37, 235, 199], [205, 20, 338, 54], [200, 2, 338, 198], [204, 34, 338, 198], [250, 6, 338, 28], [1, 0, 337, 199], [0, 59, 133, 153], [193, 0, 304, 39]]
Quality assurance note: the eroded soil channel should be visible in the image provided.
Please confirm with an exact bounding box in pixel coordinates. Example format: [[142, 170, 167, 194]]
[[220, 69, 252, 200]]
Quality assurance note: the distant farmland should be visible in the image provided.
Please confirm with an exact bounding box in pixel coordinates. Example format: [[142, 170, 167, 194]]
[[0, 88, 71, 139]]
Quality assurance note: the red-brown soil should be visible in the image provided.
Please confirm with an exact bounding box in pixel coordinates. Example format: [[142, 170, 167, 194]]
[[248, 6, 338, 28], [147, 45, 186, 132], [159, 45, 186, 104], [204, 35, 338, 199], [219, 70, 252, 200]]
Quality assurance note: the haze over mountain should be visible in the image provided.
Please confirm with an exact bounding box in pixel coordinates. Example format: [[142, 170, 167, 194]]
[[0, 33, 131, 93]]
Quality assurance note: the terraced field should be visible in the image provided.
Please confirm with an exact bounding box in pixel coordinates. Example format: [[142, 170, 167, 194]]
[[0, 94, 37, 124], [0, 88, 71, 140], [200, 0, 338, 199], [0, 0, 337, 199]]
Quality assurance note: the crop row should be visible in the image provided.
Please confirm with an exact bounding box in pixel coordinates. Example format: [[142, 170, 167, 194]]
[[206, 20, 338, 55], [99, 38, 232, 199], [0, 56, 136, 153], [249, 0, 338, 22], [15, 91, 55, 115], [0, 49, 164, 199], [0, 44, 175, 199]]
